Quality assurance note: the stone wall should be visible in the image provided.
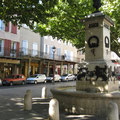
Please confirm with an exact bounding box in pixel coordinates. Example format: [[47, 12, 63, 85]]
[[51, 87, 120, 117]]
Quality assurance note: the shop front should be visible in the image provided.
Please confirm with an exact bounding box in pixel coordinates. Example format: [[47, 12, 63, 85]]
[[0, 58, 20, 79]]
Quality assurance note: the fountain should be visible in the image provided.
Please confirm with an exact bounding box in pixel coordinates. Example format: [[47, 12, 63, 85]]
[[51, 0, 120, 117]]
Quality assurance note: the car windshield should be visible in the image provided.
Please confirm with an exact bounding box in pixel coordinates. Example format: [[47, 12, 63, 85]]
[[62, 74, 68, 76], [49, 74, 53, 77], [8, 75, 15, 78]]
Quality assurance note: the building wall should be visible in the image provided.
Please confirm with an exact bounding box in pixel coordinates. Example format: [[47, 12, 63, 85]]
[[43, 36, 78, 58], [0, 22, 20, 42], [0, 22, 80, 78], [19, 26, 41, 51], [0, 21, 20, 79]]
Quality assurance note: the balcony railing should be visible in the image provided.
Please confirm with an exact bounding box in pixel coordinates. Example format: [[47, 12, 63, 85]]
[[0, 47, 80, 63]]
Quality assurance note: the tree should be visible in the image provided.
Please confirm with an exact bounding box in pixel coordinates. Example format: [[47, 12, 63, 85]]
[[102, 0, 120, 55], [0, 0, 59, 27], [35, 0, 94, 48], [1, 0, 120, 55], [35, 0, 120, 55]]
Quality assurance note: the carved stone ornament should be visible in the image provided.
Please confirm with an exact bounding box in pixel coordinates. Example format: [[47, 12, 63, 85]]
[[105, 36, 109, 48], [88, 36, 99, 48]]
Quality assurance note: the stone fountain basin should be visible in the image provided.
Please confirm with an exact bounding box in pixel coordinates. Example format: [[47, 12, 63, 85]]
[[51, 86, 120, 117]]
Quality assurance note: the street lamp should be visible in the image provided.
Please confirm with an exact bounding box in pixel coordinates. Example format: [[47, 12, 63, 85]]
[[52, 46, 56, 83]]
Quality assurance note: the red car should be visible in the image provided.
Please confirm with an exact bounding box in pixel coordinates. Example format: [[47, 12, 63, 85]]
[[2, 74, 26, 86]]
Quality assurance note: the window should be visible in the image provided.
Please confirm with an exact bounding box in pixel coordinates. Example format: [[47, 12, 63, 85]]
[[57, 48, 61, 56], [45, 45, 49, 54], [11, 42, 17, 50], [45, 45, 48, 54], [50, 46, 54, 59], [44, 44, 49, 55], [0, 40, 4, 55], [32, 43, 38, 56], [64, 50, 72, 60], [22, 40, 28, 55], [70, 51, 73, 61], [67, 51, 71, 60], [0, 20, 5, 30], [11, 41, 17, 57]]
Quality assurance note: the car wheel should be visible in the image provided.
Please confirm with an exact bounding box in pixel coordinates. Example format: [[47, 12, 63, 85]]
[[44, 80, 47, 83], [10, 82, 13, 86], [22, 81, 25, 85], [52, 79, 54, 83], [34, 80, 37, 84], [2, 83, 5, 86], [66, 78, 68, 82]]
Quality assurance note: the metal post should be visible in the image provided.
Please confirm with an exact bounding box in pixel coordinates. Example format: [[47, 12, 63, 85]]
[[52, 46, 56, 83], [53, 51, 55, 83]]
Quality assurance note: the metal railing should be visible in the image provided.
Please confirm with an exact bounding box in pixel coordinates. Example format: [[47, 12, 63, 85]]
[[0, 47, 80, 63]]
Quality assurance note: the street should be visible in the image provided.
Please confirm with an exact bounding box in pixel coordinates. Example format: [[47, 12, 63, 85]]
[[0, 81, 76, 120], [0, 81, 103, 120], [0, 81, 76, 98]]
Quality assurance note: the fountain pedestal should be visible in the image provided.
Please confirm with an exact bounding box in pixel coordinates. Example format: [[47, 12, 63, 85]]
[[51, 7, 120, 118], [76, 81, 119, 93]]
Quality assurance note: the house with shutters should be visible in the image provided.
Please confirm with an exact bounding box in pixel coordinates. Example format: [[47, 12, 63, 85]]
[[0, 21, 80, 79], [0, 20, 20, 79], [19, 25, 80, 77]]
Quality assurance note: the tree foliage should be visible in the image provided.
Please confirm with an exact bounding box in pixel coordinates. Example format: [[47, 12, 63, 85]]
[[0, 0, 120, 55], [0, 0, 59, 27], [35, 0, 94, 48]]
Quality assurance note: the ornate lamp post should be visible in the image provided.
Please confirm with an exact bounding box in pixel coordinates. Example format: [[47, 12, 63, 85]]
[[52, 46, 56, 83], [93, 0, 101, 12]]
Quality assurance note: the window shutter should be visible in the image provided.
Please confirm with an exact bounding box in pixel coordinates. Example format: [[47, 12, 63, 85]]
[[5, 22, 9, 32], [16, 42, 20, 57], [11, 24, 17, 34], [4, 39, 11, 56]]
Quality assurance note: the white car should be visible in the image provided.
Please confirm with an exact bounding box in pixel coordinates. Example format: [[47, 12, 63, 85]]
[[61, 74, 76, 81], [26, 74, 46, 84], [45, 74, 61, 83]]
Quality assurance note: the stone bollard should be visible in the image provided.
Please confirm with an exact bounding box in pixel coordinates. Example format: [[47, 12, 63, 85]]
[[49, 99, 59, 120], [41, 87, 47, 99], [24, 89, 32, 110], [106, 101, 119, 120]]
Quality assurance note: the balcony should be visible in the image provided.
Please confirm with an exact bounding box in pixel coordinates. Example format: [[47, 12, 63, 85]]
[[0, 47, 19, 58], [0, 47, 80, 63]]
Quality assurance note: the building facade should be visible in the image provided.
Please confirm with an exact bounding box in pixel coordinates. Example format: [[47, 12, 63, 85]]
[[0, 22, 80, 79], [0, 20, 20, 79]]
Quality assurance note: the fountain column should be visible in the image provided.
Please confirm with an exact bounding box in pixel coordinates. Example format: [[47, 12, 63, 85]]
[[76, 11, 119, 92]]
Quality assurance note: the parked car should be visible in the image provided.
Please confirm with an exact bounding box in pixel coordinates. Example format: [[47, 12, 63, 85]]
[[117, 73, 120, 80], [45, 74, 61, 83], [73, 74, 77, 80], [2, 74, 26, 86], [26, 74, 46, 84], [61, 74, 76, 81], [0, 78, 2, 86]]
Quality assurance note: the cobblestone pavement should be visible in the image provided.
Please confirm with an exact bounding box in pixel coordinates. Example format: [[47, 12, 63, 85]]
[[0, 95, 105, 120]]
